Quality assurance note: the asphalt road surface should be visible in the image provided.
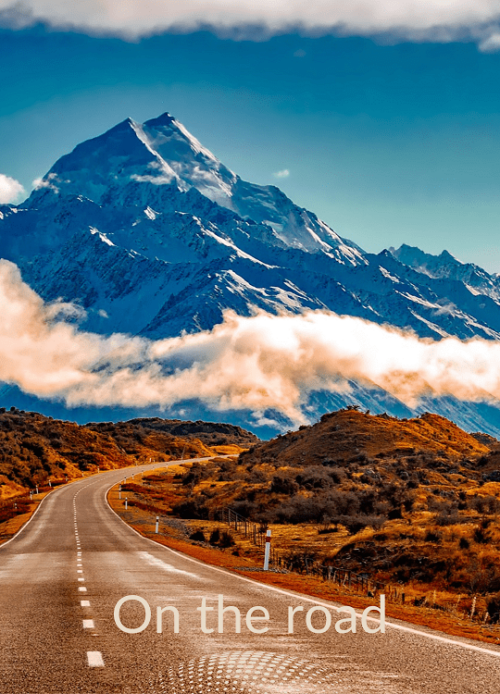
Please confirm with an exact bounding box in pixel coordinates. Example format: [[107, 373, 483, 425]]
[[1, 461, 500, 694]]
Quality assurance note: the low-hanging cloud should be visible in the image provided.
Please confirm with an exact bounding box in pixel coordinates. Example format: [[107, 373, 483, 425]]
[[0, 174, 25, 204], [2, 258, 500, 423], [2, 0, 500, 49]]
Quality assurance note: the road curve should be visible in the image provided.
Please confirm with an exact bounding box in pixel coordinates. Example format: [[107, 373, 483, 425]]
[[0, 462, 499, 694]]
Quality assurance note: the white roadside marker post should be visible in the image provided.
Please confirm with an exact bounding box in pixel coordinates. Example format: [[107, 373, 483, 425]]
[[155, 516, 159, 534], [119, 485, 122, 500], [263, 529, 272, 571], [125, 497, 128, 510]]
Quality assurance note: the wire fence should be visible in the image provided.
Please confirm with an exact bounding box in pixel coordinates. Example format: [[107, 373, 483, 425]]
[[216, 505, 406, 598]]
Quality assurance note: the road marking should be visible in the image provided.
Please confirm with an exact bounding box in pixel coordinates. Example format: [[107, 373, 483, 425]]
[[87, 651, 104, 667], [78, 577, 85, 582], [77, 569, 83, 573], [83, 619, 95, 629], [79, 587, 87, 592], [139, 551, 198, 578], [81, 600, 90, 607], [77, 552, 82, 556]]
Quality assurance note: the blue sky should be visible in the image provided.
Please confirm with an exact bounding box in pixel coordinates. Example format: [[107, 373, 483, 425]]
[[1, 21, 500, 270]]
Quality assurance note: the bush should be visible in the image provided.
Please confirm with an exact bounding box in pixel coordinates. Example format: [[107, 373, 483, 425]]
[[189, 529, 206, 542], [459, 536, 470, 550], [296, 467, 333, 490], [424, 530, 441, 543], [172, 497, 209, 519], [209, 528, 220, 544], [472, 526, 490, 544], [219, 531, 235, 548], [270, 475, 299, 495], [487, 594, 500, 624]]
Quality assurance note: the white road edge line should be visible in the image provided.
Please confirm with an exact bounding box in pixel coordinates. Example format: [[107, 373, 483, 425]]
[[104, 469, 500, 660]]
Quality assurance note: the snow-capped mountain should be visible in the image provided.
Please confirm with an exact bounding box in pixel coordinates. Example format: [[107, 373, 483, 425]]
[[2, 112, 500, 435]]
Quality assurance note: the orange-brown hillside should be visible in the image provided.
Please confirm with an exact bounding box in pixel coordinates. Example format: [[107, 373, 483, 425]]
[[242, 408, 490, 468], [0, 408, 254, 499]]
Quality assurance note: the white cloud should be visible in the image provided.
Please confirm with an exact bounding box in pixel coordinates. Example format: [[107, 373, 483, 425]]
[[3, 258, 500, 423], [0, 174, 25, 204], [274, 169, 290, 179], [1, 0, 500, 48], [479, 31, 500, 50]]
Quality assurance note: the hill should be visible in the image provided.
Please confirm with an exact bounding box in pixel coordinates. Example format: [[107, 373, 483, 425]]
[[0, 408, 255, 499], [163, 408, 496, 525], [91, 417, 260, 448], [148, 408, 500, 601]]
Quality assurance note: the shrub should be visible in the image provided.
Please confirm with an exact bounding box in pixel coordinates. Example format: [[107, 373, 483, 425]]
[[219, 531, 235, 548], [172, 497, 209, 519], [459, 536, 470, 550], [472, 526, 490, 544], [270, 475, 299, 495], [189, 529, 206, 542], [209, 528, 220, 544], [487, 594, 500, 624], [424, 530, 441, 543]]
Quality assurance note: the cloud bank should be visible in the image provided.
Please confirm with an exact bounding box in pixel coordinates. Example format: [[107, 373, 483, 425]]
[[2, 0, 500, 49], [0, 174, 25, 204], [2, 259, 500, 423]]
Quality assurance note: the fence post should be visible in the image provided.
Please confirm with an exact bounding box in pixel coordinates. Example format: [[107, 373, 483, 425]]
[[471, 595, 477, 619], [263, 530, 272, 571]]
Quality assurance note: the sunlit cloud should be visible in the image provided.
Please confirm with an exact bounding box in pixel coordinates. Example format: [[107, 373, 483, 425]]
[[273, 169, 290, 179], [0, 174, 25, 204], [1, 0, 500, 49], [2, 259, 500, 423]]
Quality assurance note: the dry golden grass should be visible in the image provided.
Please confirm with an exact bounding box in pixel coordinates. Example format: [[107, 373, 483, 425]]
[[211, 445, 247, 455]]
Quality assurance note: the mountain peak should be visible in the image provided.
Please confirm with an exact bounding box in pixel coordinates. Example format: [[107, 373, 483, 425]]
[[23, 111, 364, 262], [144, 111, 176, 127]]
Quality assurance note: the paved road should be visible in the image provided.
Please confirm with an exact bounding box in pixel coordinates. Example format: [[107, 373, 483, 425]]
[[1, 462, 500, 694]]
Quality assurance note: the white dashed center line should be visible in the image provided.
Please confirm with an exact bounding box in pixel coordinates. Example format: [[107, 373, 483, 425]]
[[81, 600, 90, 607], [78, 587, 87, 592], [87, 651, 104, 667], [83, 619, 95, 629]]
